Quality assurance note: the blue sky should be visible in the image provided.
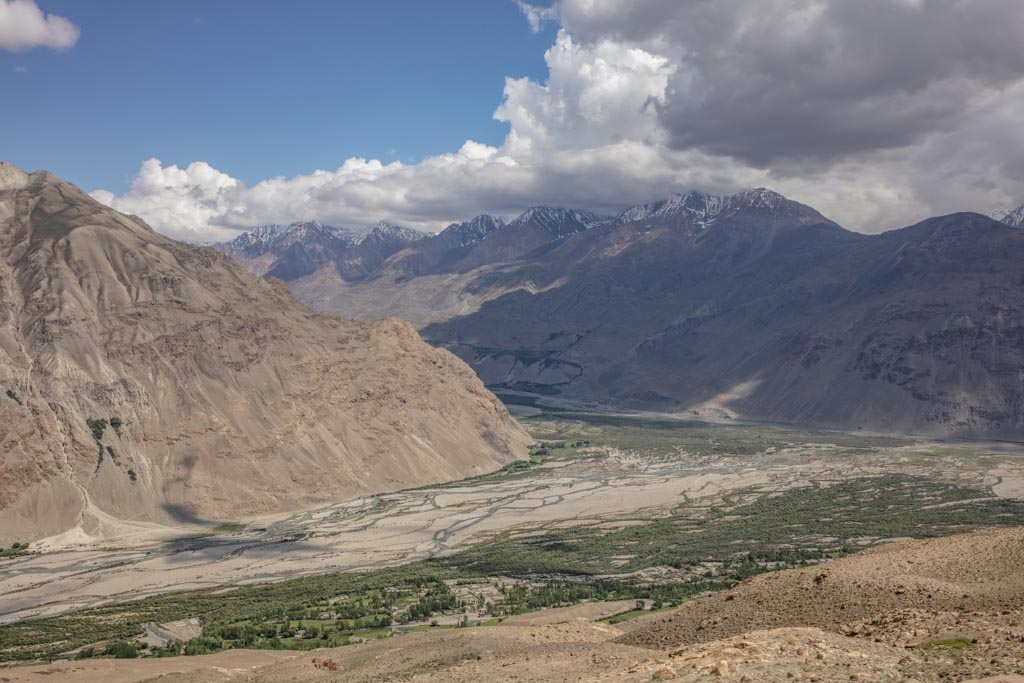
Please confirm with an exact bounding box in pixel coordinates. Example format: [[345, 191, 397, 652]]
[[1, 1, 556, 193], [2, 0, 1021, 239]]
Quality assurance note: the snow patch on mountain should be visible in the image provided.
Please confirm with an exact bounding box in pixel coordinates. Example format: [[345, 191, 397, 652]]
[[438, 215, 507, 247], [618, 188, 791, 229], [509, 206, 607, 236], [996, 203, 1024, 228], [220, 220, 423, 255], [365, 221, 426, 244]]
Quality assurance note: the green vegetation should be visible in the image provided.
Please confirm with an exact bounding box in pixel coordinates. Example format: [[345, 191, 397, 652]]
[[603, 611, 646, 624], [523, 411, 912, 459], [87, 418, 108, 468], [4, 388, 22, 405], [0, 542, 30, 558], [105, 641, 140, 658], [0, 411, 1018, 664], [87, 417, 127, 469], [438, 475, 1024, 576], [492, 381, 564, 396], [917, 638, 975, 650], [87, 418, 108, 443], [4, 472, 1016, 663], [420, 440, 591, 488]]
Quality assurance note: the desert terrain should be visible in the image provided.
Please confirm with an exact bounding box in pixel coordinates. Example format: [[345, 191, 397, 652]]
[[3, 409, 1024, 678], [5, 526, 1024, 682], [0, 163, 528, 546], [4, 410, 1024, 625]]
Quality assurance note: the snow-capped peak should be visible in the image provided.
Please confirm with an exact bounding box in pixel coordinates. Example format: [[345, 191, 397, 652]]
[[617, 188, 792, 229], [510, 206, 606, 233], [439, 214, 507, 247], [731, 188, 788, 210], [617, 191, 725, 228], [364, 221, 425, 244], [996, 203, 1024, 228], [219, 220, 361, 255]]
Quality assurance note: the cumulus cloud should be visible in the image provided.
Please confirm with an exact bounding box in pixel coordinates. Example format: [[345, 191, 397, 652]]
[[515, 1, 558, 33], [496, 31, 673, 154], [91, 159, 242, 242], [92, 0, 1024, 241], [556, 0, 1024, 167], [0, 0, 79, 52]]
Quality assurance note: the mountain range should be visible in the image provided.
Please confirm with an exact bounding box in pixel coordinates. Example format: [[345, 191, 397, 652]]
[[216, 220, 425, 282], [220, 191, 1024, 439], [0, 163, 528, 545]]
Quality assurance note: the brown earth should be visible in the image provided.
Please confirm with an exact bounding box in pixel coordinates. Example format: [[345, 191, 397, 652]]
[[10, 527, 1024, 682], [618, 526, 1024, 649], [0, 163, 529, 546]]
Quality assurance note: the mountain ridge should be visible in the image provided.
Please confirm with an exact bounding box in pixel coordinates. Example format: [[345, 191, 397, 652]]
[[212, 185, 1024, 438], [423, 209, 1024, 438], [997, 202, 1024, 228], [0, 163, 529, 545]]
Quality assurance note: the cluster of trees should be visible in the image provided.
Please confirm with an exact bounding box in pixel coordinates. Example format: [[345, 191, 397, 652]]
[[491, 578, 741, 616], [397, 583, 460, 622], [77, 641, 145, 659], [527, 440, 590, 459], [0, 542, 29, 557]]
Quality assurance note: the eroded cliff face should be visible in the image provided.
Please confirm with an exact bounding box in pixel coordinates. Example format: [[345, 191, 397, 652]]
[[0, 164, 528, 545]]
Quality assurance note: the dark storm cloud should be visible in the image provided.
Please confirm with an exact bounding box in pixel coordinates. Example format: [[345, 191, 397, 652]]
[[559, 0, 1024, 167]]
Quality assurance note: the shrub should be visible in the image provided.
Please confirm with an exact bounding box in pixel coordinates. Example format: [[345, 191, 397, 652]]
[[86, 419, 108, 443], [105, 641, 139, 659]]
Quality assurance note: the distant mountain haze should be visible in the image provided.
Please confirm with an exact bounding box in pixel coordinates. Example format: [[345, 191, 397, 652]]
[[220, 188, 1024, 439], [216, 220, 426, 282]]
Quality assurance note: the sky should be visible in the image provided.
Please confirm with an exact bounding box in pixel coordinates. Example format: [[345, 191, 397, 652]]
[[2, 0, 1024, 242]]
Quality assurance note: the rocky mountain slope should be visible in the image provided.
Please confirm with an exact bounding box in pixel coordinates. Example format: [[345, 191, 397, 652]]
[[0, 163, 528, 546], [222, 188, 1024, 439], [286, 206, 610, 326], [421, 201, 1024, 438]]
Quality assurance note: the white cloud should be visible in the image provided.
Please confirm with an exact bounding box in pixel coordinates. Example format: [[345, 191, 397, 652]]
[[515, 1, 557, 33], [92, 0, 1024, 241], [495, 30, 673, 155], [90, 159, 242, 242], [0, 0, 79, 52]]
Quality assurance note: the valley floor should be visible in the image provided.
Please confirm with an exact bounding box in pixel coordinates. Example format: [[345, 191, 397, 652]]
[[3, 410, 1024, 669], [8, 525, 1024, 683]]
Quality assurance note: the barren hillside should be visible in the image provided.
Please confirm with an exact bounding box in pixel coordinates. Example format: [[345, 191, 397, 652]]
[[0, 163, 529, 546], [11, 527, 1024, 682]]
